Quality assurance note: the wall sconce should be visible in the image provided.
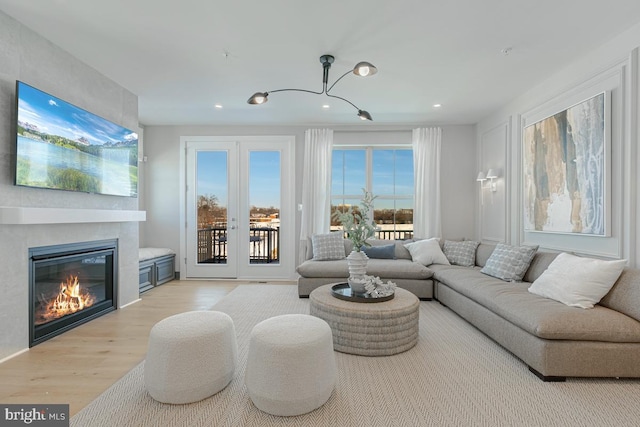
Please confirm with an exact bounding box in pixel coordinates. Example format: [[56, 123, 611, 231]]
[[486, 169, 500, 192], [476, 171, 487, 204], [476, 169, 501, 205]]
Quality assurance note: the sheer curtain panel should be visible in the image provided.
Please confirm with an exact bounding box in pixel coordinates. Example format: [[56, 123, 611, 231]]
[[299, 129, 333, 263], [412, 127, 442, 239]]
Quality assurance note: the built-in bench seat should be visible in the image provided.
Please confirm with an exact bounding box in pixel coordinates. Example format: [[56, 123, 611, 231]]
[[139, 248, 176, 293]]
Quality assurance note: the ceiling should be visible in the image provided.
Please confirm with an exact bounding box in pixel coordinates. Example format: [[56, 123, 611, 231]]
[[2, 1, 640, 127]]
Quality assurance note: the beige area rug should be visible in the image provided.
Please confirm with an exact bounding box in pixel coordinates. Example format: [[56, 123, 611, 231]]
[[72, 285, 640, 427]]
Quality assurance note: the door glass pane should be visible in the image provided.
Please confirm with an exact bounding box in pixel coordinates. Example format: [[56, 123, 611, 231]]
[[249, 151, 280, 264], [196, 151, 228, 264]]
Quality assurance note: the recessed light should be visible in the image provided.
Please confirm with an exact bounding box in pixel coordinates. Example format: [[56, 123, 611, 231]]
[[433, 104, 441, 108], [214, 104, 223, 109], [322, 104, 330, 109]]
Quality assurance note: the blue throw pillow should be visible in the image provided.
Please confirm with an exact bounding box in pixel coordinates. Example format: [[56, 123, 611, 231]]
[[361, 243, 396, 259]]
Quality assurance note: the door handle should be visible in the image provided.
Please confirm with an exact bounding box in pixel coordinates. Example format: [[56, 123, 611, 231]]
[[230, 225, 237, 229]]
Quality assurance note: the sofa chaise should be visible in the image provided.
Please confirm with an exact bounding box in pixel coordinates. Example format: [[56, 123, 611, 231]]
[[432, 242, 640, 381]]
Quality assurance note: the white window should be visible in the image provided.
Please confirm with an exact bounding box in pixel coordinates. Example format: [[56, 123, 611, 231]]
[[331, 147, 414, 240]]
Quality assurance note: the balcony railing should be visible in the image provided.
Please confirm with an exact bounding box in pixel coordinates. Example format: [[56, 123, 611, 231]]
[[197, 227, 413, 264], [330, 228, 414, 241], [197, 227, 279, 264], [374, 230, 413, 240]]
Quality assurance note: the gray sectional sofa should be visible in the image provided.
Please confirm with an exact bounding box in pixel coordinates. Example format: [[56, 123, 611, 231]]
[[297, 239, 640, 381]]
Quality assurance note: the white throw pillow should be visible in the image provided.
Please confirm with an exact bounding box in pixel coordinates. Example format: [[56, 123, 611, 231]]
[[528, 252, 627, 309], [404, 238, 450, 266]]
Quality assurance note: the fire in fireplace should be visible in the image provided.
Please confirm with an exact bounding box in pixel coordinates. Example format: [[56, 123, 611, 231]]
[[35, 275, 97, 325], [29, 239, 117, 347]]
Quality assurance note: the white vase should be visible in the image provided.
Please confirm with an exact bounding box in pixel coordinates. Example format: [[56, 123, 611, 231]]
[[347, 250, 369, 294]]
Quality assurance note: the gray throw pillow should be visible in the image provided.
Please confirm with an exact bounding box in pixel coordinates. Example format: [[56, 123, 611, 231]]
[[480, 243, 539, 281], [311, 232, 346, 261], [443, 240, 480, 267], [361, 243, 396, 259]]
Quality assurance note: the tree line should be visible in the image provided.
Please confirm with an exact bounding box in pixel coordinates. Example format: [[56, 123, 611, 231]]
[[197, 194, 279, 228]]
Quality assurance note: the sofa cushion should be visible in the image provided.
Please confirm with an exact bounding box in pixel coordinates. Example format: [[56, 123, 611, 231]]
[[433, 268, 640, 342], [139, 247, 175, 261], [361, 243, 395, 259], [480, 243, 538, 281], [475, 243, 496, 267], [393, 240, 414, 260], [311, 232, 346, 261], [522, 251, 559, 283], [443, 240, 480, 267], [307, 237, 413, 261], [347, 238, 413, 259], [296, 259, 433, 280], [405, 238, 450, 266], [600, 268, 640, 323], [528, 253, 627, 309]]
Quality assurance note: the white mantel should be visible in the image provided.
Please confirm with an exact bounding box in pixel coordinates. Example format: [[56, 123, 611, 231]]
[[0, 207, 146, 225]]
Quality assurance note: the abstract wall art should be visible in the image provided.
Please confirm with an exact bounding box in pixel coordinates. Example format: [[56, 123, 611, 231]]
[[523, 92, 608, 236]]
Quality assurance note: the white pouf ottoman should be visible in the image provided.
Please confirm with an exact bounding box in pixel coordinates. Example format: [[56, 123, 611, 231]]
[[144, 310, 237, 404], [245, 314, 336, 416]]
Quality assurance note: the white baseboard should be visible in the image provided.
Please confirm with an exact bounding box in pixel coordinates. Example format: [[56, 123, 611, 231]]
[[0, 348, 29, 364], [120, 298, 141, 309]]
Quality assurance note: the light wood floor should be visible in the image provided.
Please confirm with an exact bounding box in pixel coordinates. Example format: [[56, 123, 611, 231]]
[[0, 280, 243, 417]]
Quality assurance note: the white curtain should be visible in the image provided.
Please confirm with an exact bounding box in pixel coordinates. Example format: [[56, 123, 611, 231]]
[[299, 129, 333, 263], [412, 127, 442, 239]]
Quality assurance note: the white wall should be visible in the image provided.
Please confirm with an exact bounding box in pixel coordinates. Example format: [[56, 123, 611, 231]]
[[476, 21, 640, 266], [0, 11, 140, 360], [142, 124, 476, 274]]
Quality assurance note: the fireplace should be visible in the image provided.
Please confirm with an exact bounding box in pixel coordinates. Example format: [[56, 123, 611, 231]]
[[29, 239, 117, 347]]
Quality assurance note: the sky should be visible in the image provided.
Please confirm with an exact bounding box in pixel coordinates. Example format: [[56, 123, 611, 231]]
[[197, 151, 280, 209], [17, 82, 137, 145], [332, 149, 414, 210], [197, 148, 414, 210]]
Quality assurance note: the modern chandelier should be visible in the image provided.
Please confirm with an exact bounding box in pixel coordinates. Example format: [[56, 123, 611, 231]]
[[247, 54, 377, 121]]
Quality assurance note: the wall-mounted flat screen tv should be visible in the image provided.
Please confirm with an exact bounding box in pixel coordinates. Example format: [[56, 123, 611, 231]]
[[15, 81, 138, 197]]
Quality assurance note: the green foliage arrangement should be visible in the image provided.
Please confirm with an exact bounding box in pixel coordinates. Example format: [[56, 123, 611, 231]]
[[332, 189, 378, 252]]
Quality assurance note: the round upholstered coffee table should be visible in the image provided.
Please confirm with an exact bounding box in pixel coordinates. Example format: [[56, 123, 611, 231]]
[[309, 284, 419, 356]]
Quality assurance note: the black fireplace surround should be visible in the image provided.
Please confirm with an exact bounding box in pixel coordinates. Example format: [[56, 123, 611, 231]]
[[29, 239, 118, 347]]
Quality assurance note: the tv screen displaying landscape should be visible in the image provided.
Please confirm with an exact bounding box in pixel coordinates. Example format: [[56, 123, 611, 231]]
[[15, 81, 138, 197]]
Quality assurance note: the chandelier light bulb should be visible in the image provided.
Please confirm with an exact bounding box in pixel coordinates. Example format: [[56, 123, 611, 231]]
[[358, 110, 372, 121], [353, 61, 378, 77], [247, 92, 269, 104]]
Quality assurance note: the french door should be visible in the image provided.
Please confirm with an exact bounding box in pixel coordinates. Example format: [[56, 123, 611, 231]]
[[181, 136, 295, 279]]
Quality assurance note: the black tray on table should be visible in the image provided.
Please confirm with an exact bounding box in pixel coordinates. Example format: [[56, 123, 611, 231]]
[[330, 283, 394, 303]]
